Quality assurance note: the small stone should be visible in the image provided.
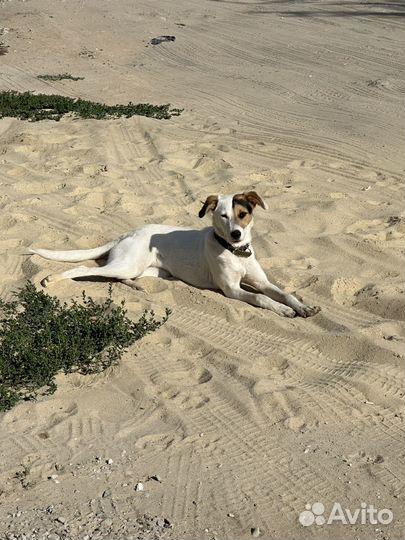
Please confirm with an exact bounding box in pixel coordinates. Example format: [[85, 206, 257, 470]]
[[251, 527, 261, 537], [102, 488, 111, 498], [149, 474, 162, 482], [227, 513, 235, 518], [156, 518, 165, 527], [164, 518, 173, 528], [106, 459, 113, 465], [135, 482, 144, 491], [56, 516, 66, 524]]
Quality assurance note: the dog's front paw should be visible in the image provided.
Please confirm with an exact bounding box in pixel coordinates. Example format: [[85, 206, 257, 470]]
[[277, 305, 297, 318], [296, 304, 321, 318]]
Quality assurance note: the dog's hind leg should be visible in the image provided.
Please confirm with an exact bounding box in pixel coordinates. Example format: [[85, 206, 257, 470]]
[[122, 267, 172, 291], [41, 261, 142, 287]]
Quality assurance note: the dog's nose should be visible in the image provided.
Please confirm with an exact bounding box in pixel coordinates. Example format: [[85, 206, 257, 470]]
[[231, 230, 241, 240]]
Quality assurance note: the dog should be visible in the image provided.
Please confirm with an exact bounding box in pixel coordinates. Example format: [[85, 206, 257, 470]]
[[30, 191, 321, 318]]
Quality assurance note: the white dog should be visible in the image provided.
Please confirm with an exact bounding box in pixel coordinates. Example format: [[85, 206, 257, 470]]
[[30, 191, 320, 318]]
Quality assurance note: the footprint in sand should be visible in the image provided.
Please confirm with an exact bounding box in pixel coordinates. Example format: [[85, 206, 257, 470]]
[[346, 218, 403, 242], [192, 154, 232, 177], [238, 357, 312, 433], [145, 367, 212, 411], [134, 432, 179, 451], [331, 277, 363, 306]]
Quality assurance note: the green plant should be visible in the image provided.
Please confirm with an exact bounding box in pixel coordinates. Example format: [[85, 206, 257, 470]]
[[0, 91, 183, 121], [0, 283, 170, 411], [37, 73, 85, 81]]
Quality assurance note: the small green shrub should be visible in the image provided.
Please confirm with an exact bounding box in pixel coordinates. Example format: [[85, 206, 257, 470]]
[[37, 73, 85, 81], [0, 91, 183, 121], [0, 283, 170, 411]]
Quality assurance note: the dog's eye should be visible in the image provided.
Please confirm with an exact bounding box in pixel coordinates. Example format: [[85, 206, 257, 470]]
[[221, 214, 228, 219], [239, 212, 247, 219]]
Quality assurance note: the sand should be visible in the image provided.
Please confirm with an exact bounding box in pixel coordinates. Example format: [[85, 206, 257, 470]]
[[0, 0, 404, 538]]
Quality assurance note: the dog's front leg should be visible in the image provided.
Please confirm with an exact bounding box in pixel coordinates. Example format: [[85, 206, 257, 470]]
[[243, 260, 321, 318], [219, 281, 296, 317]]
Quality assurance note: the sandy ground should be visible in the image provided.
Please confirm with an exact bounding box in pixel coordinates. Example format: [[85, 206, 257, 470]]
[[0, 0, 404, 539]]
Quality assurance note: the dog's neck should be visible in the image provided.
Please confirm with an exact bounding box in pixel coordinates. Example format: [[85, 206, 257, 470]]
[[213, 231, 252, 258]]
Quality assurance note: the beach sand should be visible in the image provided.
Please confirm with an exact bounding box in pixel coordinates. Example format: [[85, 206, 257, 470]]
[[0, 0, 404, 538]]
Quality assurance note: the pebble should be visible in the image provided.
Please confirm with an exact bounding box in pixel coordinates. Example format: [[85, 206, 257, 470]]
[[156, 518, 165, 528], [106, 459, 113, 465], [251, 527, 261, 537], [150, 35, 176, 46], [55, 516, 66, 524], [135, 482, 144, 492], [227, 513, 235, 518], [102, 488, 111, 498], [149, 474, 162, 482]]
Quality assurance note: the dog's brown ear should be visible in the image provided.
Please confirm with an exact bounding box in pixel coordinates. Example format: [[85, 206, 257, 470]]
[[198, 195, 218, 218], [243, 191, 268, 210]]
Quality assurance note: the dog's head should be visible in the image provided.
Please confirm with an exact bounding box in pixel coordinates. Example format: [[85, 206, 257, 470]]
[[198, 191, 268, 245]]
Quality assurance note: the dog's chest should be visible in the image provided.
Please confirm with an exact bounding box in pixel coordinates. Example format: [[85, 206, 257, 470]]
[[218, 249, 251, 278]]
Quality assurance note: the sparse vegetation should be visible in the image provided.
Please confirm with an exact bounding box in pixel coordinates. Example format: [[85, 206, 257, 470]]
[[0, 283, 170, 411], [0, 91, 183, 121], [37, 73, 85, 81]]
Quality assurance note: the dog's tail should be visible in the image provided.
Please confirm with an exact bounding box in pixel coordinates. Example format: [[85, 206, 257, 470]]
[[29, 240, 117, 262]]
